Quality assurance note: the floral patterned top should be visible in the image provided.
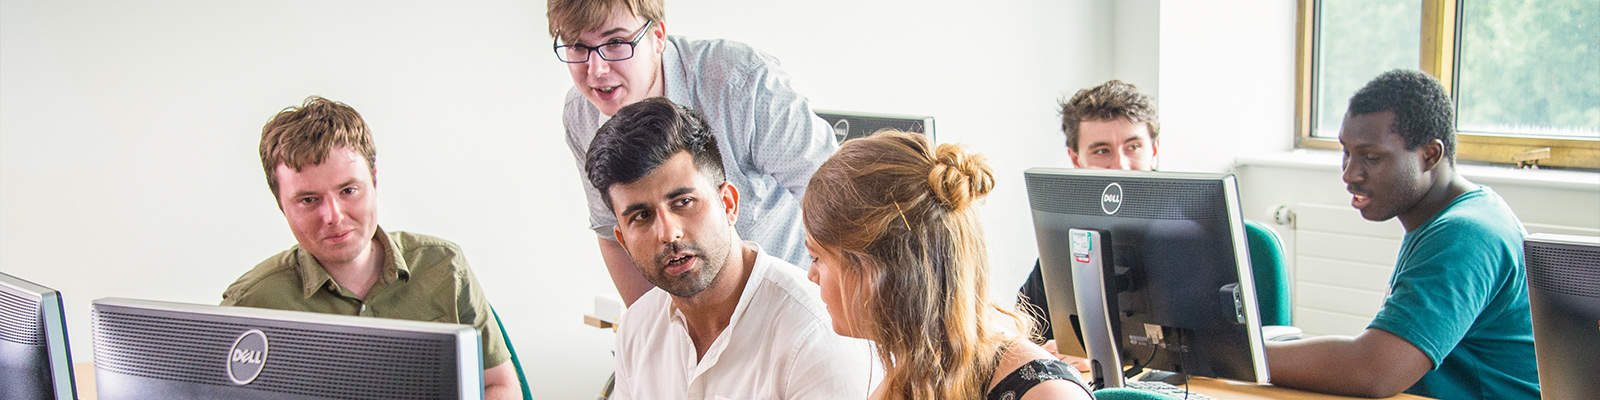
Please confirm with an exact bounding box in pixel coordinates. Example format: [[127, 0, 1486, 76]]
[[986, 359, 1092, 400]]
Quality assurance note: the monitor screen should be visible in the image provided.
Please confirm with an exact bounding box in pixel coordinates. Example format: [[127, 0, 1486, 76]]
[[1025, 168, 1268, 386], [814, 110, 935, 144], [90, 298, 482, 400], [0, 272, 77, 400], [1524, 233, 1600, 399]]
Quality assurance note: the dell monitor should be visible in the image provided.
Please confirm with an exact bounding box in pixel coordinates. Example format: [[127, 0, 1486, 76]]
[[0, 272, 77, 400], [1524, 233, 1600, 399], [90, 298, 482, 400], [815, 109, 935, 143], [1024, 168, 1269, 388]]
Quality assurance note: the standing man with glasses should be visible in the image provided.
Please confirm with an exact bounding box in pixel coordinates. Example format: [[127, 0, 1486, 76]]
[[548, 0, 837, 307]]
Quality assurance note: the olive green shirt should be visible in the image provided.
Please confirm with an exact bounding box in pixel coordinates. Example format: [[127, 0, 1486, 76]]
[[221, 227, 511, 370]]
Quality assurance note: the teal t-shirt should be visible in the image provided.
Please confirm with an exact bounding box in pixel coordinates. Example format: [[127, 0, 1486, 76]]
[[1368, 186, 1539, 399]]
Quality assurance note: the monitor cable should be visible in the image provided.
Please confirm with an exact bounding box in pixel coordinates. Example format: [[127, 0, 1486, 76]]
[[1179, 330, 1191, 399], [1121, 337, 1160, 381]]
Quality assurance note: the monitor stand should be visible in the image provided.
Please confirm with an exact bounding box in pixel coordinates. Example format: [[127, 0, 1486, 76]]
[[1068, 228, 1125, 388]]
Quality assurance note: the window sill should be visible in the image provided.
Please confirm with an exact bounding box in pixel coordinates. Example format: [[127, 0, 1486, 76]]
[[1235, 149, 1600, 192]]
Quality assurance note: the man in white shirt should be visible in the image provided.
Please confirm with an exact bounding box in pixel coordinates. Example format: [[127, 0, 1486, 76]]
[[585, 98, 875, 399]]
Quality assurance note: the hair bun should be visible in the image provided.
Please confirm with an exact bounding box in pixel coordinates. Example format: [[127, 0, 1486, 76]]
[[927, 143, 994, 210]]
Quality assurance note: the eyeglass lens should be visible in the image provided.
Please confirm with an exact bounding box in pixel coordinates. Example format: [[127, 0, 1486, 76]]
[[560, 43, 634, 62]]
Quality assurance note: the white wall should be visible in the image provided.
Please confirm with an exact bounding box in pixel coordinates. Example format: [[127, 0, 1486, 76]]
[[1112, 0, 1160, 97], [1151, 0, 1299, 172], [1, 0, 1114, 397]]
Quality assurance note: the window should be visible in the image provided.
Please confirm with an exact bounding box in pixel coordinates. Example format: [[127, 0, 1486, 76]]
[[1297, 0, 1599, 168]]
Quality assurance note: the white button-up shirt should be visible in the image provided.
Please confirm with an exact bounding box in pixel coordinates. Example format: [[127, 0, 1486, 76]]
[[612, 243, 878, 399]]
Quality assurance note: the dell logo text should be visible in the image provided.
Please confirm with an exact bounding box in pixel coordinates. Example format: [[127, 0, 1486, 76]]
[[232, 348, 263, 364], [227, 329, 269, 385], [1101, 182, 1124, 215]]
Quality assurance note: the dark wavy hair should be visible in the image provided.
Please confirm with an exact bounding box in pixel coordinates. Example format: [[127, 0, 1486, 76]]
[[585, 97, 726, 210]]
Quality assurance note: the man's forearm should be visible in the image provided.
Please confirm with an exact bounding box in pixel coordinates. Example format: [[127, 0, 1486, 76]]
[[1268, 336, 1373, 396], [1266, 334, 1420, 398]]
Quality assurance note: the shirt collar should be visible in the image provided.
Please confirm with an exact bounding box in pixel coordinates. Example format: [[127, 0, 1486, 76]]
[[722, 241, 769, 329], [668, 241, 770, 369], [295, 226, 409, 299]]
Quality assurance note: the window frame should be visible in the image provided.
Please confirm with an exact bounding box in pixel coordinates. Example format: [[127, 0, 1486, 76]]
[[1295, 0, 1600, 169]]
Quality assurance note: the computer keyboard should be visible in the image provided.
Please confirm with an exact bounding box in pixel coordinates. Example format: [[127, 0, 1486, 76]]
[[1121, 380, 1216, 400]]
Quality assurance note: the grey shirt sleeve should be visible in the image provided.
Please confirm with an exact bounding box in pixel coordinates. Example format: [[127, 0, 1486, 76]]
[[562, 91, 620, 240], [729, 53, 838, 201]]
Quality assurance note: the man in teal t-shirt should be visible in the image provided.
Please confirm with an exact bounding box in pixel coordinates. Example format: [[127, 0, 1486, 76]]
[[1265, 70, 1538, 399]]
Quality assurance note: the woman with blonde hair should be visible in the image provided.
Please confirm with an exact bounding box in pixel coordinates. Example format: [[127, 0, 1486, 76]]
[[803, 130, 1093, 399]]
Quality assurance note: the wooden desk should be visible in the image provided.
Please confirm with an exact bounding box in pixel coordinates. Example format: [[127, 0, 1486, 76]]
[[1181, 376, 1431, 400], [74, 362, 96, 400]]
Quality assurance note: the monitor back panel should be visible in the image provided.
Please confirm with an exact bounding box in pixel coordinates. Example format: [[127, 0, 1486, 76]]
[[91, 298, 478, 400], [815, 110, 935, 143], [0, 273, 74, 400], [1026, 169, 1267, 383], [1525, 234, 1600, 399]]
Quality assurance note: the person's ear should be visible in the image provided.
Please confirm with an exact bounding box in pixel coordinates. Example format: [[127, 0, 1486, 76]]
[[1150, 137, 1161, 170], [1068, 148, 1082, 168], [1420, 138, 1444, 171], [653, 21, 668, 54], [613, 226, 628, 249], [720, 181, 739, 226]]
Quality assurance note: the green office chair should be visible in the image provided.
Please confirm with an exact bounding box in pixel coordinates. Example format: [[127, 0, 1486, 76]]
[[491, 307, 533, 400], [1093, 387, 1179, 399], [1243, 220, 1292, 326]]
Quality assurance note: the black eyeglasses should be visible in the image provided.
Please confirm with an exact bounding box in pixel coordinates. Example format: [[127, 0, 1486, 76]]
[[554, 20, 655, 63]]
